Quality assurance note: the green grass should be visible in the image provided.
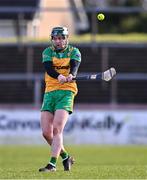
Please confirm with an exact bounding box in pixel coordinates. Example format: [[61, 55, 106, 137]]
[[70, 33, 147, 43], [0, 145, 147, 179], [1, 33, 147, 44]]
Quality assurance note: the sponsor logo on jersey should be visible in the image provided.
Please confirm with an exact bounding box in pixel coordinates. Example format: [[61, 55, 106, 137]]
[[53, 65, 70, 70]]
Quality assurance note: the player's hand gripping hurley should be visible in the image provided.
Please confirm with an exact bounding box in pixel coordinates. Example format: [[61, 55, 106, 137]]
[[73, 67, 116, 81]]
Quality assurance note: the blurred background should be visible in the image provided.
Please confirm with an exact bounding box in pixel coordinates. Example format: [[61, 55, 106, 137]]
[[0, 0, 147, 145]]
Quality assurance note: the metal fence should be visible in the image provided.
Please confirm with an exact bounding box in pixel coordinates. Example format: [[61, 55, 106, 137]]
[[0, 42, 147, 107], [1, 72, 147, 107]]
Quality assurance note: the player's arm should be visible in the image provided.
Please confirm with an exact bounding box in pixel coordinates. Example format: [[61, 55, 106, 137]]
[[43, 61, 59, 78], [67, 47, 81, 82], [43, 59, 80, 79], [70, 59, 81, 76], [42, 48, 66, 83], [42, 48, 59, 79], [43, 61, 67, 83], [67, 59, 81, 82], [42, 49, 59, 78]]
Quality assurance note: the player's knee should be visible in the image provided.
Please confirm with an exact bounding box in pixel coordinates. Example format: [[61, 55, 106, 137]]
[[53, 127, 62, 136], [53, 127, 58, 135], [42, 131, 52, 141]]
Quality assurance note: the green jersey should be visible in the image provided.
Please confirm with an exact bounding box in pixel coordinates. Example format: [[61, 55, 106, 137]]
[[42, 45, 81, 94]]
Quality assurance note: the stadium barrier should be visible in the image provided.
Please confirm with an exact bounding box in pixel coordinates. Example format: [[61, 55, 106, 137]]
[[0, 108, 147, 145], [0, 71, 147, 107]]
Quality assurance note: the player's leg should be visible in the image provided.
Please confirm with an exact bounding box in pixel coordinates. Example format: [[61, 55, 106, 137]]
[[39, 90, 75, 172], [39, 109, 68, 172], [52, 110, 69, 156], [41, 111, 67, 151], [39, 92, 66, 172], [51, 90, 75, 171], [49, 109, 74, 171], [41, 111, 53, 145], [39, 111, 56, 172], [39, 111, 69, 172], [49, 109, 68, 164], [40, 92, 65, 148]]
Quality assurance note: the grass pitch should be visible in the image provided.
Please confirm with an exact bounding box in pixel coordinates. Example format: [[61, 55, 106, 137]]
[[1, 33, 147, 44], [0, 145, 147, 179]]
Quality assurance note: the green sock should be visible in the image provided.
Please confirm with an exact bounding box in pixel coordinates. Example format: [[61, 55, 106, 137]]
[[49, 157, 57, 167], [60, 151, 69, 160]]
